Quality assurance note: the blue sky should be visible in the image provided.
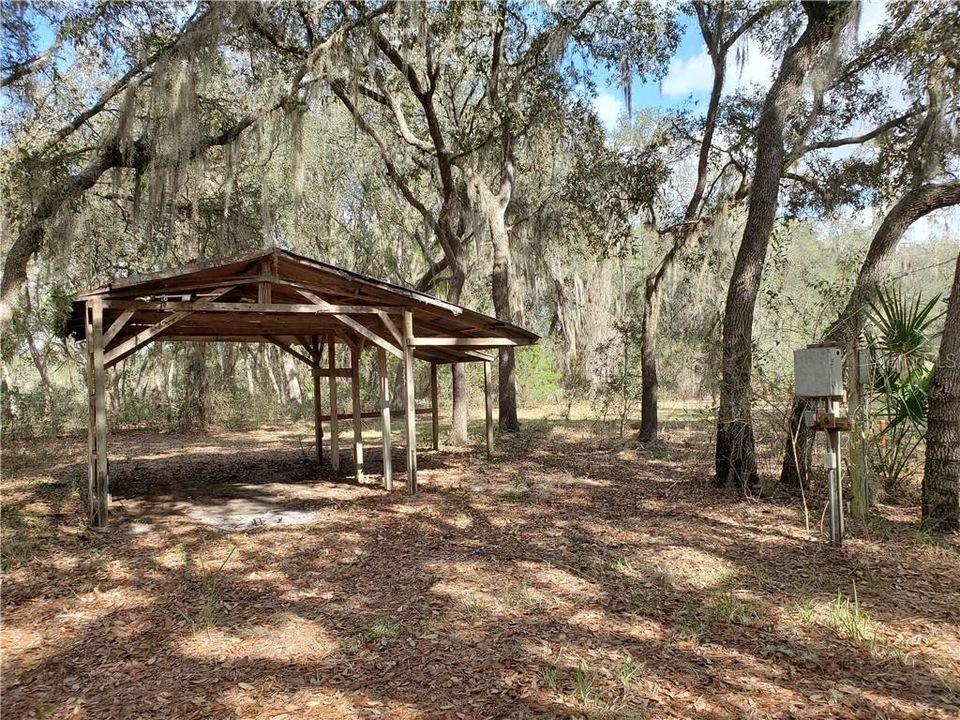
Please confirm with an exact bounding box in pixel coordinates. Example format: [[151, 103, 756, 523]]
[[590, 0, 890, 128], [586, 1, 958, 243]]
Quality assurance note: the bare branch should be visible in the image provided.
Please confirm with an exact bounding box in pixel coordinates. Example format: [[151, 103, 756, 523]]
[[329, 79, 447, 253], [792, 107, 919, 159]]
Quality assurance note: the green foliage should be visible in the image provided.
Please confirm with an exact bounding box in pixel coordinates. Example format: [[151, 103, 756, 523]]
[[864, 287, 943, 495], [675, 600, 710, 641], [866, 288, 942, 432], [573, 663, 594, 705], [541, 665, 558, 691], [618, 655, 643, 692], [498, 470, 535, 503], [516, 344, 562, 405], [2, 0, 958, 460], [790, 597, 817, 625], [498, 579, 537, 608], [592, 314, 643, 436]]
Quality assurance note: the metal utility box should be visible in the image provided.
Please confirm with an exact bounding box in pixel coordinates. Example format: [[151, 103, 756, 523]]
[[794, 346, 844, 397]]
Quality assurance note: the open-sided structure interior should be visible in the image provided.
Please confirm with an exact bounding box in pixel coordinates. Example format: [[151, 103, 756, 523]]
[[67, 247, 538, 528]]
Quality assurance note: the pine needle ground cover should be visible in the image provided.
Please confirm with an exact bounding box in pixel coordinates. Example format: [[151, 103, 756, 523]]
[[3, 417, 958, 719]]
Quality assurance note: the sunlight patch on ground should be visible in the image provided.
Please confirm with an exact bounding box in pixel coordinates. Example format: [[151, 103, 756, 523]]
[[175, 614, 339, 662], [185, 498, 319, 531]]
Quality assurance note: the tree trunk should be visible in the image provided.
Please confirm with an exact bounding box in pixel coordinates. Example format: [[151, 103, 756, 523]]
[[446, 272, 470, 445], [716, 2, 851, 490], [780, 181, 960, 488], [179, 343, 208, 429], [491, 209, 519, 432], [638, 223, 711, 442], [921, 252, 960, 531], [22, 290, 53, 406], [638, 275, 660, 442], [637, 0, 770, 442]]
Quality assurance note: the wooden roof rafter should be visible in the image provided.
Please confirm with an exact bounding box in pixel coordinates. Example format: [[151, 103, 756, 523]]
[[67, 248, 538, 365]]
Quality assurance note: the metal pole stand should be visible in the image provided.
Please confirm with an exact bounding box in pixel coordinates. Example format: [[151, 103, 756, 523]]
[[824, 397, 844, 547]]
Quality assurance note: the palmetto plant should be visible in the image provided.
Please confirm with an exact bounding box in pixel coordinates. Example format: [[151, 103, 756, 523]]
[[863, 287, 943, 495]]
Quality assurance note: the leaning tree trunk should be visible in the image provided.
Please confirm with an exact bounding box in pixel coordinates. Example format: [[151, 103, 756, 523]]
[[780, 181, 960, 488], [639, 222, 712, 441], [921, 251, 960, 531], [715, 2, 851, 491], [0, 142, 129, 327], [639, 29, 726, 442]]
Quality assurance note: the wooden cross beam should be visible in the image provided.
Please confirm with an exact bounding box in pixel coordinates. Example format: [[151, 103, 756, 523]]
[[102, 308, 135, 347], [102, 285, 236, 368], [101, 301, 397, 314], [409, 337, 519, 347], [265, 336, 317, 368], [104, 311, 192, 368], [295, 288, 403, 359]]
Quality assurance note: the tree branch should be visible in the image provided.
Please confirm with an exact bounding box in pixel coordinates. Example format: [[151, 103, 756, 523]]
[[1, 36, 64, 88], [792, 107, 919, 159]]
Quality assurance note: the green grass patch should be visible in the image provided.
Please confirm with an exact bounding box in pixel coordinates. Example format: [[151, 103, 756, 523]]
[[676, 601, 710, 641], [710, 592, 757, 625], [499, 579, 538, 608], [357, 617, 402, 643], [790, 596, 816, 625], [829, 582, 877, 645]]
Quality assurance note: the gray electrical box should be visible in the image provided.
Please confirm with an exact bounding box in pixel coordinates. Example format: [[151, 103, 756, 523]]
[[794, 346, 844, 397]]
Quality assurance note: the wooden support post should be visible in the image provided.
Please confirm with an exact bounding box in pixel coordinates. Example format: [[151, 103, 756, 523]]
[[258, 257, 272, 303], [403, 310, 417, 493], [378, 347, 393, 490], [351, 341, 364, 482], [430, 361, 440, 451], [85, 305, 96, 525], [313, 336, 323, 465], [483, 360, 494, 460], [86, 299, 109, 528], [328, 335, 340, 473]]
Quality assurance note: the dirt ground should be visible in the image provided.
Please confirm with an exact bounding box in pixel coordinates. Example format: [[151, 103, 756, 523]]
[[2, 415, 959, 719]]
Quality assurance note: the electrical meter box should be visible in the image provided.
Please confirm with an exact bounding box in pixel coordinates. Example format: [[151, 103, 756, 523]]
[[793, 346, 844, 397]]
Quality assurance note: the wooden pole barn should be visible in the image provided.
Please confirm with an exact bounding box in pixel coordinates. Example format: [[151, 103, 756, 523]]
[[67, 248, 538, 528]]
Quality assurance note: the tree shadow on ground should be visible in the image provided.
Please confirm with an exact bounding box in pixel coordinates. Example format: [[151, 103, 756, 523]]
[[3, 422, 959, 719]]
